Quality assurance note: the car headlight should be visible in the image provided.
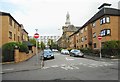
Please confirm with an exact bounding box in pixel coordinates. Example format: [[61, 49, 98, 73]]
[[51, 54, 54, 56]]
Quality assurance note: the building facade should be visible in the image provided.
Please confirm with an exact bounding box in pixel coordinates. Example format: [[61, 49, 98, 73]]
[[0, 12, 29, 47], [39, 36, 60, 46], [57, 12, 80, 49], [58, 3, 120, 50]]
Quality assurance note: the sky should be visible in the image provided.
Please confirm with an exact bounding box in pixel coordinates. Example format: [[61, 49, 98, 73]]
[[0, 0, 119, 36]]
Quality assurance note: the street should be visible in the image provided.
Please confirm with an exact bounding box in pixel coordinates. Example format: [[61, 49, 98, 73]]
[[2, 52, 118, 80]]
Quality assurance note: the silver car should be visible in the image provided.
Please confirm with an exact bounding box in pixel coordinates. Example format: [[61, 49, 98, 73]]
[[70, 49, 84, 57], [61, 49, 69, 55]]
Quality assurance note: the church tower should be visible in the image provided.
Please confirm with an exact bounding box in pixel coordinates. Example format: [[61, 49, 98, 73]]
[[65, 12, 71, 26]]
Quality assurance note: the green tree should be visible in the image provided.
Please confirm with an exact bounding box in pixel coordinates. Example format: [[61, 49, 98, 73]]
[[29, 38, 39, 47], [40, 41, 45, 50]]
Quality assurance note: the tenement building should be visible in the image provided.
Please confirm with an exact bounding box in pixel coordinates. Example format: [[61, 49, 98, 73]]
[[58, 3, 120, 50], [0, 12, 29, 47]]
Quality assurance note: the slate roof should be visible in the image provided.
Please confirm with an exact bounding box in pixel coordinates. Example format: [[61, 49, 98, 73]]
[[0, 11, 21, 27], [69, 7, 120, 37], [81, 8, 120, 29]]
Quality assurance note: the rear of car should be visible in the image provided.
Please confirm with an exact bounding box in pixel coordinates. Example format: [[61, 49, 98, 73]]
[[43, 49, 54, 60], [61, 49, 69, 55], [70, 49, 84, 57]]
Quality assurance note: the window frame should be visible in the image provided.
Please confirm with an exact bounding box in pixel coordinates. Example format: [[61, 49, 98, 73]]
[[9, 31, 12, 39], [100, 29, 111, 37], [93, 43, 96, 48]]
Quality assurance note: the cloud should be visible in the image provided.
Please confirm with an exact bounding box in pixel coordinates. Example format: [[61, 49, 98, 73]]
[[0, 0, 119, 36]]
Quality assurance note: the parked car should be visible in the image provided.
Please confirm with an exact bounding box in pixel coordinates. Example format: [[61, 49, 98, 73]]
[[43, 49, 54, 60], [70, 49, 84, 57], [52, 49, 58, 52], [61, 49, 69, 55]]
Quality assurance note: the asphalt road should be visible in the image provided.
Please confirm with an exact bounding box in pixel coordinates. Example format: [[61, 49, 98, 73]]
[[2, 52, 119, 80]]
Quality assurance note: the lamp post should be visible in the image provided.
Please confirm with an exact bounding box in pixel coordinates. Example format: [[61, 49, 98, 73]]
[[34, 29, 39, 64]]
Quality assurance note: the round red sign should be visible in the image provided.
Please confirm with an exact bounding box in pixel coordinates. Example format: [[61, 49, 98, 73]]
[[98, 35, 102, 40], [34, 33, 39, 38]]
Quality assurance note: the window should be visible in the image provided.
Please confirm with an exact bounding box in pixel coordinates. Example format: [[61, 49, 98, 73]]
[[107, 29, 110, 35], [92, 22, 96, 27], [93, 32, 96, 38], [94, 43, 96, 48], [100, 16, 110, 25], [85, 36, 87, 40], [14, 34, 16, 41], [81, 37, 84, 42], [77, 40, 79, 43], [85, 44, 87, 48], [100, 29, 111, 36], [14, 23, 16, 28], [81, 45, 83, 48], [9, 31, 12, 39], [9, 17, 12, 26], [18, 36, 20, 42], [85, 27, 87, 31], [106, 17, 110, 23], [81, 29, 84, 34], [18, 27, 20, 31], [103, 18, 106, 24], [100, 19, 103, 25]]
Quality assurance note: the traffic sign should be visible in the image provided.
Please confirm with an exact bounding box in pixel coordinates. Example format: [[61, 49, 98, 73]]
[[98, 35, 102, 40], [34, 33, 39, 38]]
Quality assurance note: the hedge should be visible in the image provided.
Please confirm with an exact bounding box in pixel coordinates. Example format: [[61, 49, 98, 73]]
[[2, 42, 29, 62], [101, 40, 120, 58]]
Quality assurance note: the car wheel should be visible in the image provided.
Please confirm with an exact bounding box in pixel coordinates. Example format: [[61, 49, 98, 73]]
[[82, 55, 84, 58], [52, 56, 54, 59]]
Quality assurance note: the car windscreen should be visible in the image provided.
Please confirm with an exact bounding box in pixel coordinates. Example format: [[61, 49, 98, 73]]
[[73, 50, 80, 52], [44, 50, 52, 54]]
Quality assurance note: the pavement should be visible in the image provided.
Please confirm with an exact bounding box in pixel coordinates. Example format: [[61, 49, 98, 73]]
[[1, 52, 119, 74], [84, 54, 119, 62], [1, 51, 44, 74]]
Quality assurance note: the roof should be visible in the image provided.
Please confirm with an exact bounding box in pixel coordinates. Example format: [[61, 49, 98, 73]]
[[23, 29, 29, 34], [66, 25, 78, 32], [80, 8, 120, 30], [69, 7, 120, 37], [0, 11, 21, 27], [98, 3, 111, 9], [23, 41, 33, 47]]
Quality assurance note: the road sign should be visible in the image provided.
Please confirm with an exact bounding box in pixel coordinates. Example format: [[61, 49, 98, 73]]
[[98, 35, 102, 40], [34, 33, 39, 38]]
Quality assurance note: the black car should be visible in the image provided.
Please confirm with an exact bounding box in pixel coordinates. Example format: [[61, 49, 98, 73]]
[[43, 49, 54, 60]]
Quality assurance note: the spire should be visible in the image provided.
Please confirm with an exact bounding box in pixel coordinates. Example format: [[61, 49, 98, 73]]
[[65, 12, 71, 26]]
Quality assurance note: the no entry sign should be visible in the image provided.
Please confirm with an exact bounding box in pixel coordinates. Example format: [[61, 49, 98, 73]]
[[34, 33, 39, 38], [98, 35, 102, 40]]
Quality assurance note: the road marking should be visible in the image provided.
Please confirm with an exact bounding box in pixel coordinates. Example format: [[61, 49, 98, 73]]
[[88, 66, 95, 68], [71, 66, 79, 69], [61, 65, 79, 70], [82, 64, 87, 66], [79, 63, 83, 65], [51, 65, 59, 68], [65, 57, 74, 61], [42, 67, 50, 69], [61, 64, 66, 66], [3, 68, 14, 71]]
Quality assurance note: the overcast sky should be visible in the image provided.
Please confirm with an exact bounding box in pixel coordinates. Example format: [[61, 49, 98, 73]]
[[0, 0, 119, 36]]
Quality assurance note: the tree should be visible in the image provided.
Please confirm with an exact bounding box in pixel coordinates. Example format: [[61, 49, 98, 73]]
[[40, 41, 45, 50], [29, 38, 39, 47], [47, 39, 59, 49]]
